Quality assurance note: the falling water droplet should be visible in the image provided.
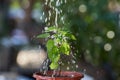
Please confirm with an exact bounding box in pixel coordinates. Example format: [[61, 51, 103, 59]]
[[48, 11, 51, 17], [76, 65, 78, 68], [56, 0, 60, 6], [61, 63, 64, 66], [50, 0, 54, 2], [67, 66, 70, 70], [71, 74, 74, 78], [55, 8, 58, 27], [60, 0, 63, 4], [40, 16, 43, 20], [42, 12, 45, 16], [71, 60, 76, 64], [45, 18, 48, 22], [65, 0, 67, 3], [39, 58, 51, 75], [83, 69, 86, 73], [67, 61, 70, 64], [47, 22, 50, 26], [45, 0, 49, 5]]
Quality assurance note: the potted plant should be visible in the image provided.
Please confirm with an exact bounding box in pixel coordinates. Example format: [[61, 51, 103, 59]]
[[33, 26, 84, 80]]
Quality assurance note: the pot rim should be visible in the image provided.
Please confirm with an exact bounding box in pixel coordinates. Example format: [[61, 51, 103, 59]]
[[33, 70, 84, 79]]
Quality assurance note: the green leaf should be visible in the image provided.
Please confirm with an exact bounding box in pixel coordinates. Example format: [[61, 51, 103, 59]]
[[37, 33, 50, 38], [66, 33, 76, 40], [50, 62, 59, 69], [60, 45, 65, 54], [45, 26, 56, 32], [71, 34, 76, 40], [46, 39, 54, 52], [48, 46, 60, 61], [62, 42, 70, 55], [53, 54, 60, 62]]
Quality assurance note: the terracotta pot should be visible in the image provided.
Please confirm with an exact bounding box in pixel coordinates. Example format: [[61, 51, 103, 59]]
[[33, 70, 84, 80]]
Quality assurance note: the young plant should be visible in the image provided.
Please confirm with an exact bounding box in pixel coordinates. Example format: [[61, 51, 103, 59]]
[[37, 26, 76, 69]]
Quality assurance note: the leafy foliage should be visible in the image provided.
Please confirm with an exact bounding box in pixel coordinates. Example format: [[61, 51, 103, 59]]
[[37, 26, 76, 69]]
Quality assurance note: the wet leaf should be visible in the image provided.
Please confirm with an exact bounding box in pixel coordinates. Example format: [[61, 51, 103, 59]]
[[37, 33, 50, 38], [45, 26, 56, 32], [50, 62, 59, 69], [46, 39, 54, 53], [62, 42, 70, 55], [71, 34, 76, 40]]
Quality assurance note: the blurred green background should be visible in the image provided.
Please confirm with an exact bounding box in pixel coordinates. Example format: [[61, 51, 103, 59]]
[[0, 0, 120, 80]]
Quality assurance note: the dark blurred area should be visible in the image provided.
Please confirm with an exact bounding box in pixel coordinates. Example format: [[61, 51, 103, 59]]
[[0, 0, 46, 80], [0, 0, 120, 80]]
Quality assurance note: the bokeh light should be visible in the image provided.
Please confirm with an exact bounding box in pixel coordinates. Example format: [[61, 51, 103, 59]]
[[79, 4, 87, 13], [107, 31, 115, 39], [17, 48, 47, 69], [104, 43, 112, 51]]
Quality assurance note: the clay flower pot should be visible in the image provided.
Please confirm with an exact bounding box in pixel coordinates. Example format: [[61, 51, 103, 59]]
[[33, 70, 84, 80]]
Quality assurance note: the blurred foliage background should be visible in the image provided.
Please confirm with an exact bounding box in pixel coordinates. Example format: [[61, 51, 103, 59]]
[[0, 0, 120, 80], [42, 0, 120, 79]]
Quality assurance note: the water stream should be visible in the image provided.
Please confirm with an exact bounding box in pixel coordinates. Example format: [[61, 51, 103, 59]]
[[39, 0, 79, 77], [40, 58, 51, 75]]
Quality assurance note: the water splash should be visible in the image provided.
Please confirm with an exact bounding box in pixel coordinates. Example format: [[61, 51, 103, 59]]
[[55, 8, 58, 27], [40, 58, 51, 75], [43, 0, 67, 27], [39, 0, 83, 76]]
